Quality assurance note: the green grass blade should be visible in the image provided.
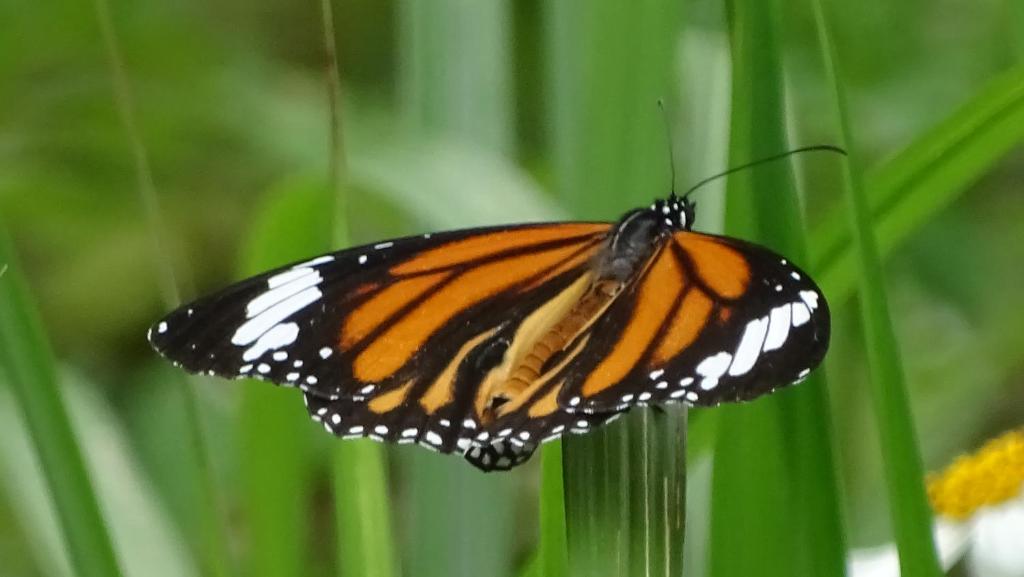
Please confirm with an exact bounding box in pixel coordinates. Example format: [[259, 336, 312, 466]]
[[813, 65, 1024, 305], [0, 229, 123, 577], [711, 1, 847, 576], [546, 1, 685, 575], [0, 376, 200, 577], [810, 2, 943, 575], [710, 2, 799, 576], [538, 442, 568, 577]]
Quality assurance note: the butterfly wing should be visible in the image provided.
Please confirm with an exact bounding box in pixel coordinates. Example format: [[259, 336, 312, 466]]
[[149, 222, 609, 395], [150, 222, 613, 470], [557, 230, 830, 412]]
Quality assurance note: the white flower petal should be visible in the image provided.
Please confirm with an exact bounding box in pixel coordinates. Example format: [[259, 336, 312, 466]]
[[967, 494, 1024, 577]]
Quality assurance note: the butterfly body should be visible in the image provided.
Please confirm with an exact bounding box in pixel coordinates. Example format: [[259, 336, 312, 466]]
[[150, 194, 828, 471]]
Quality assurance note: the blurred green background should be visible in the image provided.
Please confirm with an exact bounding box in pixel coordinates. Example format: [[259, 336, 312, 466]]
[[1, 0, 1022, 576]]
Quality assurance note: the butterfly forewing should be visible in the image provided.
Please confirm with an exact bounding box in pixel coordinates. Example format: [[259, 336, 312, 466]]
[[148, 223, 609, 401], [558, 231, 829, 412]]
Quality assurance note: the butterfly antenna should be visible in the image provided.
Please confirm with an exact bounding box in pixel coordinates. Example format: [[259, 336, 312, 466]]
[[657, 99, 678, 199], [681, 144, 846, 198]]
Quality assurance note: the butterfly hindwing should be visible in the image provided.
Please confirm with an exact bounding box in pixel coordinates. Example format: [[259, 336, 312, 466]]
[[559, 231, 829, 412]]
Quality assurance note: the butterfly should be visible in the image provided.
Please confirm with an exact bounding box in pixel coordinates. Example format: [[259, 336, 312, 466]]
[[148, 193, 829, 471]]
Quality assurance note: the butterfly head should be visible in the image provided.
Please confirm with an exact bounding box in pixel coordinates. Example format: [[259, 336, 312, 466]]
[[651, 195, 696, 231]]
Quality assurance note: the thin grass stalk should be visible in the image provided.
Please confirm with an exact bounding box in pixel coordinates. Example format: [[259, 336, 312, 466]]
[[0, 230, 123, 577], [319, 2, 398, 576], [545, 1, 684, 575], [91, 1, 231, 575], [809, 1, 943, 575]]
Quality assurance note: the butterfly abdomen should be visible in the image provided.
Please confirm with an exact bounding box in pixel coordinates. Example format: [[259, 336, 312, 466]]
[[501, 280, 619, 400]]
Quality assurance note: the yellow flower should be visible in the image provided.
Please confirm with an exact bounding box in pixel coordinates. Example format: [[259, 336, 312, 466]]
[[851, 429, 1024, 577]]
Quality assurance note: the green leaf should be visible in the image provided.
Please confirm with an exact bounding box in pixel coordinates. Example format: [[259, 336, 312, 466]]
[[809, 2, 943, 575], [0, 228, 123, 577]]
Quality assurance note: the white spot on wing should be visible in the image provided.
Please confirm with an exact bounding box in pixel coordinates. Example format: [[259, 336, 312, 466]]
[[233, 288, 320, 346], [157, 321, 168, 334], [241, 322, 300, 361], [649, 369, 664, 380], [728, 316, 769, 376], [295, 255, 334, 268], [791, 302, 811, 327], [319, 347, 333, 359], [263, 267, 317, 291], [799, 290, 820, 311], [763, 304, 792, 352], [696, 352, 732, 390]]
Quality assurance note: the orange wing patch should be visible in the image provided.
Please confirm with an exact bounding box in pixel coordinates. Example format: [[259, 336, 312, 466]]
[[676, 234, 750, 299], [342, 271, 450, 348], [354, 242, 588, 383], [526, 380, 563, 419], [580, 249, 681, 397], [367, 379, 415, 414], [390, 224, 608, 275], [651, 288, 713, 365]]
